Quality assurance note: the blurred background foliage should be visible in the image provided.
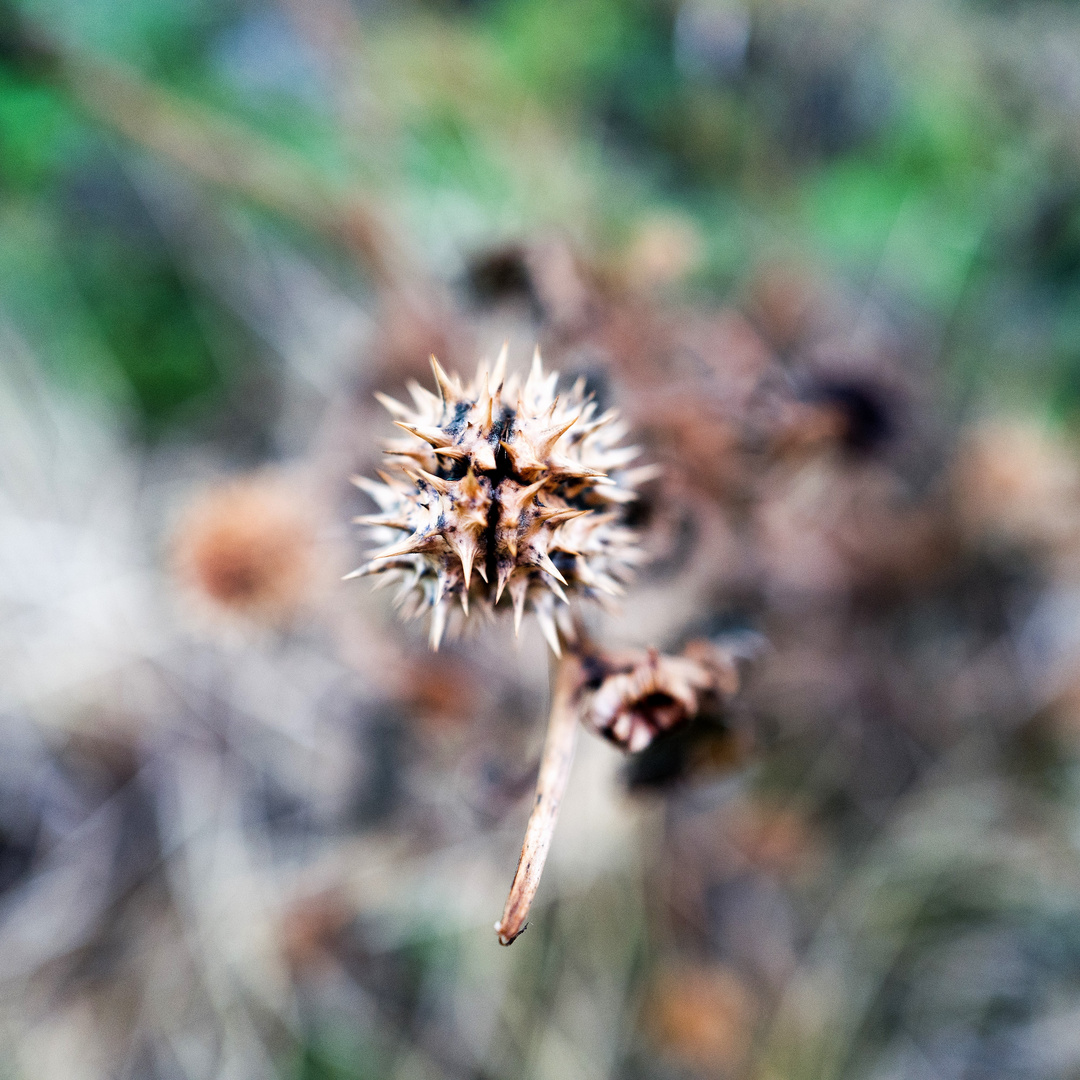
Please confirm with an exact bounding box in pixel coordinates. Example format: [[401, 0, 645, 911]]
[[2, 0, 1075, 432], [10, 1, 1080, 1079]]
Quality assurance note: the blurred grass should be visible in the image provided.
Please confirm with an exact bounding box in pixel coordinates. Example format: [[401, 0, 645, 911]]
[[2, 0, 1071, 432], [0, 1, 1065, 438]]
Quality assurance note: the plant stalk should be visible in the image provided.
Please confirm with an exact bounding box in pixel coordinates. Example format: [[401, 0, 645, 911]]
[[495, 653, 582, 945]]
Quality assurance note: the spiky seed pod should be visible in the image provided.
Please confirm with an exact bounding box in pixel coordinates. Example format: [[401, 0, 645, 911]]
[[348, 346, 653, 651]]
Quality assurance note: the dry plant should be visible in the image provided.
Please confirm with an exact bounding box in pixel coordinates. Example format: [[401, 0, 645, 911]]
[[173, 474, 317, 627], [348, 346, 737, 943]]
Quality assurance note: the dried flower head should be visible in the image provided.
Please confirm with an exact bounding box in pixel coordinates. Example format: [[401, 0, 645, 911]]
[[583, 641, 739, 751], [173, 476, 315, 625], [348, 346, 652, 650]]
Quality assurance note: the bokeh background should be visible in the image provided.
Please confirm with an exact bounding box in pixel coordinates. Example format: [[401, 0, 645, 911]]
[[6, 0, 1080, 1077]]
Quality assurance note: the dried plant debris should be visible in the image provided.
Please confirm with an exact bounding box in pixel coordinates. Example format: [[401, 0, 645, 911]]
[[582, 642, 739, 752], [173, 474, 316, 626]]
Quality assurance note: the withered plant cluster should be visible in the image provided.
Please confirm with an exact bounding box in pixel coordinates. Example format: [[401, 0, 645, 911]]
[[7, 218, 1080, 1080]]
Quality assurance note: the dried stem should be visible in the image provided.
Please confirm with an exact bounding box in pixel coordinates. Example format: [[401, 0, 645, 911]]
[[495, 651, 584, 945]]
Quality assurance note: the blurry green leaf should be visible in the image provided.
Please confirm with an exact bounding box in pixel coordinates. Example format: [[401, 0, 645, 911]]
[[0, 71, 82, 191], [489, 0, 645, 104]]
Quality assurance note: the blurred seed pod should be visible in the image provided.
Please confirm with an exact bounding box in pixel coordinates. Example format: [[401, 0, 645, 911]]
[[172, 474, 316, 627]]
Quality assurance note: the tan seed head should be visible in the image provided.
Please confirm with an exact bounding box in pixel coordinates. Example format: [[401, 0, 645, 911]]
[[348, 346, 654, 650]]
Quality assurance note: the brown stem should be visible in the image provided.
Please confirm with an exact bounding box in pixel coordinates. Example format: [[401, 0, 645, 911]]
[[495, 652, 583, 945]]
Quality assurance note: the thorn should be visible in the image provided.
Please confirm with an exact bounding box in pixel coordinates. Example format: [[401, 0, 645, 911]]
[[580, 408, 618, 434], [621, 463, 663, 486], [351, 474, 386, 496], [492, 341, 508, 389], [504, 533, 518, 559], [473, 442, 497, 472], [591, 484, 637, 503], [342, 563, 375, 580], [510, 574, 528, 636], [520, 477, 547, 502], [535, 608, 562, 657], [372, 536, 426, 560], [351, 475, 403, 512], [537, 415, 577, 456], [524, 346, 543, 405], [371, 574, 401, 594], [394, 421, 452, 448], [573, 560, 595, 586], [352, 514, 411, 529], [545, 575, 568, 604], [432, 446, 469, 459], [392, 575, 419, 603], [381, 447, 433, 464], [378, 569, 415, 594], [534, 549, 568, 586], [593, 574, 625, 597], [406, 379, 441, 413], [473, 357, 489, 389], [500, 438, 543, 475], [538, 507, 590, 525], [415, 468, 452, 494], [460, 589, 470, 616], [374, 391, 410, 417], [459, 467, 483, 500], [430, 355, 454, 402], [547, 458, 608, 480], [596, 446, 641, 469], [429, 603, 448, 651], [452, 537, 476, 589], [476, 562, 489, 583], [478, 371, 494, 431], [495, 562, 514, 603]]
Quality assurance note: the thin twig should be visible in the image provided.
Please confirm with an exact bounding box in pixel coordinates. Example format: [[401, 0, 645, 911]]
[[495, 652, 583, 945]]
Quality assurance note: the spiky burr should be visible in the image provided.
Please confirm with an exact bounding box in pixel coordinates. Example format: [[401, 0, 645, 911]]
[[348, 345, 651, 651]]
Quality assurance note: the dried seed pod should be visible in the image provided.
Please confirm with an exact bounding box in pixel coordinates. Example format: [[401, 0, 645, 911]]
[[583, 642, 739, 752], [174, 475, 315, 625], [348, 346, 652, 650]]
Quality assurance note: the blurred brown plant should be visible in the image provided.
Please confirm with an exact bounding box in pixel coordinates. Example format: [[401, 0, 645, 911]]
[[173, 474, 316, 626], [952, 417, 1080, 559], [583, 641, 739, 752], [647, 962, 759, 1076]]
